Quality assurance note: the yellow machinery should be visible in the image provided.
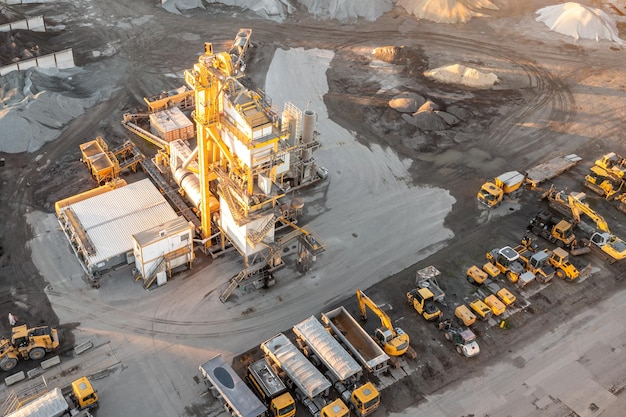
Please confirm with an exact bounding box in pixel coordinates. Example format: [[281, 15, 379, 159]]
[[0, 325, 60, 372], [80, 136, 144, 185], [247, 358, 296, 417], [595, 152, 626, 179], [549, 247, 581, 281], [356, 290, 411, 358], [406, 287, 442, 321], [477, 171, 525, 208], [583, 165, 624, 200]]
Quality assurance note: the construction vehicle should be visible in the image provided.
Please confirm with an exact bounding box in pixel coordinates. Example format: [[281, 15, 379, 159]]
[[595, 152, 626, 179], [485, 246, 527, 284], [454, 305, 477, 327], [482, 263, 500, 279], [547, 190, 625, 262], [261, 333, 347, 417], [0, 325, 60, 372], [437, 320, 480, 357], [527, 210, 583, 250], [583, 165, 624, 200], [356, 290, 413, 358], [469, 299, 492, 321], [406, 287, 442, 321], [477, 171, 525, 208], [321, 306, 390, 376], [247, 358, 297, 417], [466, 265, 488, 285], [484, 295, 506, 316], [477, 154, 581, 207], [519, 249, 556, 284], [586, 232, 626, 262], [549, 247, 583, 281], [7, 376, 99, 417], [496, 288, 516, 306], [293, 316, 380, 417]]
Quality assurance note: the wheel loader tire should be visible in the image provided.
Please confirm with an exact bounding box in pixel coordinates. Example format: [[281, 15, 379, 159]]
[[444, 332, 452, 341], [556, 269, 566, 280], [28, 347, 46, 361], [556, 240, 564, 248], [0, 357, 18, 372]]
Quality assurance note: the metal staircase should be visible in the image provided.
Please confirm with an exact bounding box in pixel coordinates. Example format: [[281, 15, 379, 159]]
[[142, 246, 192, 290], [219, 245, 279, 303], [247, 212, 278, 246]]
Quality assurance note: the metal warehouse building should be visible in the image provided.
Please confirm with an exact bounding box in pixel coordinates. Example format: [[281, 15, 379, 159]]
[[57, 178, 179, 276]]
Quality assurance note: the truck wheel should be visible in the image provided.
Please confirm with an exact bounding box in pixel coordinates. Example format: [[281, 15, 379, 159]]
[[556, 240, 564, 248], [556, 269, 566, 280], [456, 346, 463, 355], [0, 357, 18, 372], [444, 332, 452, 341], [28, 347, 46, 361]]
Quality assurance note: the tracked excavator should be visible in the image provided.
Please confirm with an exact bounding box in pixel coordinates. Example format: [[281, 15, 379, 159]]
[[547, 190, 626, 262], [356, 290, 416, 359]]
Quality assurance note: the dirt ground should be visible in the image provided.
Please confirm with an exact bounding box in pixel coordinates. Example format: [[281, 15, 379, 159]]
[[1, 0, 626, 415]]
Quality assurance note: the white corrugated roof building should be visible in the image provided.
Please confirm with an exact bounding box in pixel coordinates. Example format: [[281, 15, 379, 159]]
[[67, 178, 178, 273]]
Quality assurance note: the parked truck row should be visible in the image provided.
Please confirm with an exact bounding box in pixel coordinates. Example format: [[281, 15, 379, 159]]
[[200, 303, 391, 417]]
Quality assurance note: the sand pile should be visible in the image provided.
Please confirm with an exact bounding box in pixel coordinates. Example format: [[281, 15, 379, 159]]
[[397, 0, 499, 24], [424, 63, 499, 87], [0, 67, 109, 153], [392, 96, 461, 131], [161, 0, 391, 21], [535, 2, 624, 43]]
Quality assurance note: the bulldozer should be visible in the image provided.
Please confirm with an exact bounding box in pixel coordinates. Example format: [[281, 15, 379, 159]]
[[0, 325, 60, 371], [583, 165, 624, 200]]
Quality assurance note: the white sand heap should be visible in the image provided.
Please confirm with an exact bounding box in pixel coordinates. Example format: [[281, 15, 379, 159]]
[[424, 63, 499, 88], [397, 0, 499, 24], [535, 2, 624, 44]]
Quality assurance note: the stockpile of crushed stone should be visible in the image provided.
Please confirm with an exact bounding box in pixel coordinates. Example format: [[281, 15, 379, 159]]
[[0, 67, 111, 153], [397, 0, 499, 23], [390, 93, 461, 131], [424, 63, 499, 87], [535, 2, 624, 43], [161, 0, 392, 21]]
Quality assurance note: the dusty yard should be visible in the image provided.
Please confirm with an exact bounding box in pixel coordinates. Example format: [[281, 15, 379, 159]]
[[1, 0, 626, 416]]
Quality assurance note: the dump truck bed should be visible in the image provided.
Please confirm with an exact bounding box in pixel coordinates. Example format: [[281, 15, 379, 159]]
[[524, 154, 581, 188], [321, 307, 390, 375], [293, 316, 362, 384], [261, 333, 331, 400]]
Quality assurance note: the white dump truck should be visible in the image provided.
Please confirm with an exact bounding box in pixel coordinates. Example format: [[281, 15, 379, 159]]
[[293, 316, 381, 417], [261, 333, 341, 417], [199, 354, 267, 417], [320, 307, 389, 376], [7, 377, 99, 417]]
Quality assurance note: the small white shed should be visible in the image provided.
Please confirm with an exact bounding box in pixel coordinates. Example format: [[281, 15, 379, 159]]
[[132, 216, 195, 288]]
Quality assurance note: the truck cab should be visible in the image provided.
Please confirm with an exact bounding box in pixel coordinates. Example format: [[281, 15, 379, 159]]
[[247, 358, 296, 417], [321, 399, 350, 417], [345, 382, 380, 417], [70, 377, 99, 410]]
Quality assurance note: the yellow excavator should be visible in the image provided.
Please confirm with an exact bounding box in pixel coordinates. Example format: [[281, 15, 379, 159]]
[[356, 290, 414, 358], [547, 190, 626, 262]]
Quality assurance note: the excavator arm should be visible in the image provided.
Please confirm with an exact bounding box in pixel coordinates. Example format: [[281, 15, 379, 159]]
[[567, 193, 610, 233], [356, 289, 394, 332]]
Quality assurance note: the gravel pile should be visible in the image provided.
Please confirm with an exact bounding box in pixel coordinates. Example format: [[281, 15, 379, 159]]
[[393, 96, 461, 131]]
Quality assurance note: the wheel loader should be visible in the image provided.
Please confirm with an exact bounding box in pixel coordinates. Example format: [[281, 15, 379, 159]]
[[0, 325, 60, 371]]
